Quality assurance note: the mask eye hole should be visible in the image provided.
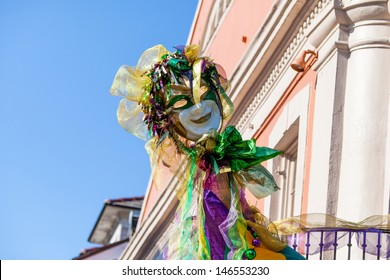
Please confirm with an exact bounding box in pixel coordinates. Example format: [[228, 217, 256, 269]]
[[173, 99, 188, 109], [168, 95, 193, 110]]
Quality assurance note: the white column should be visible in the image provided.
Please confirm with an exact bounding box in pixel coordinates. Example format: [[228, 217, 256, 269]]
[[336, 0, 390, 221]]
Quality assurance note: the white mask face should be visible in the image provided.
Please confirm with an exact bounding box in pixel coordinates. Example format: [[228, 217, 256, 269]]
[[178, 100, 222, 141]]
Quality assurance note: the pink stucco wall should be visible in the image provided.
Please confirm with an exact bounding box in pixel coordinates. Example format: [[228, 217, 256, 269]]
[[190, 0, 274, 78]]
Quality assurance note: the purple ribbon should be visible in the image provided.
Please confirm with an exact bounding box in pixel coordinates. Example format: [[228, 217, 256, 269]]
[[203, 189, 229, 259]]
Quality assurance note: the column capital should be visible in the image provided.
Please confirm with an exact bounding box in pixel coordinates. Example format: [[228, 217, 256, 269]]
[[335, 0, 390, 25], [334, 0, 390, 51]]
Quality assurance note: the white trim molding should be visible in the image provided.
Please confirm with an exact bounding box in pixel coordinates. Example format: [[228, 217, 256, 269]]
[[229, 0, 332, 135]]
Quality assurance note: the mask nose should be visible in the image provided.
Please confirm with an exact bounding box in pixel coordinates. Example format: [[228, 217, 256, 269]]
[[189, 103, 203, 115]]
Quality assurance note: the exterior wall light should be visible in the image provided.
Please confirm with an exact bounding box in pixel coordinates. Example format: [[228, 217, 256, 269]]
[[291, 50, 318, 72]]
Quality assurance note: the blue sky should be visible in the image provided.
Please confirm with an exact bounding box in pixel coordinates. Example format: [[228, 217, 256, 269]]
[[0, 0, 198, 260]]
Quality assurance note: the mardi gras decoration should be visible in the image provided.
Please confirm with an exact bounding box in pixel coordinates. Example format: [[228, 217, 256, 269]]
[[110, 44, 305, 260]]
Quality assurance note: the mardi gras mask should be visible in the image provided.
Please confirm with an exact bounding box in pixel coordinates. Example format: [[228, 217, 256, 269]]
[[110, 44, 234, 149], [110, 44, 290, 261]]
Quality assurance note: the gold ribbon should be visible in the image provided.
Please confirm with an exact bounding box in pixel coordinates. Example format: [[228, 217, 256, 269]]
[[184, 45, 202, 105], [192, 59, 202, 105]]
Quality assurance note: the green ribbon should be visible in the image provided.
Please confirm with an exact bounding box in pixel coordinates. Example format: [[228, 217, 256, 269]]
[[167, 58, 191, 72], [177, 151, 198, 259], [174, 126, 281, 259], [213, 126, 282, 173]]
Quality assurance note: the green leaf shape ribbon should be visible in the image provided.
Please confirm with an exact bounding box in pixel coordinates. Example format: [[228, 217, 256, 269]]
[[213, 126, 282, 172]]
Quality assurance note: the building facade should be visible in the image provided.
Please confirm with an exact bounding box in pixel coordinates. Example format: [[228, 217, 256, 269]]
[[120, 0, 390, 260], [74, 197, 143, 260]]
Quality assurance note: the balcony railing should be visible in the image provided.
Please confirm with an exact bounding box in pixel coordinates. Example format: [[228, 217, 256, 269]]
[[284, 228, 390, 260]]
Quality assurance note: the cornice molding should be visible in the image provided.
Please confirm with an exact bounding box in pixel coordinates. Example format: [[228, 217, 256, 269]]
[[235, 0, 332, 132]]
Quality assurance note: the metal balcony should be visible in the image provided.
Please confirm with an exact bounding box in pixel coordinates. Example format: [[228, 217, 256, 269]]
[[285, 228, 390, 260]]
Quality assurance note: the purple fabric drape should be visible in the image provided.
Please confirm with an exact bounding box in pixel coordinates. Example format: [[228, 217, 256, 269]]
[[203, 189, 229, 259]]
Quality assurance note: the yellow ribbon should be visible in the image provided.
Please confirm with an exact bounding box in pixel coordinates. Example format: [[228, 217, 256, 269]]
[[192, 59, 202, 105], [184, 44, 202, 105]]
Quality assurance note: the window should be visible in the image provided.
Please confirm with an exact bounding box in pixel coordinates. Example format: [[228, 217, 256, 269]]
[[269, 119, 299, 221], [128, 209, 140, 238]]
